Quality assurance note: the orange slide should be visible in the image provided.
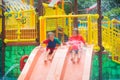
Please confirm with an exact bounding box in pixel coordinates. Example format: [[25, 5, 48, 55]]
[[18, 45, 93, 80]]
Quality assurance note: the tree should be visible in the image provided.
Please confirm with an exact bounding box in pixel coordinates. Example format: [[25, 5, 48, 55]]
[[104, 8, 120, 19]]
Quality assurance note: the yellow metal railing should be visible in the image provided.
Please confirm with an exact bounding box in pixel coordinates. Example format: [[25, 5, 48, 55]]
[[39, 14, 120, 64], [22, 0, 34, 6], [110, 19, 120, 64], [4, 10, 37, 43], [3, 11, 120, 63], [39, 14, 99, 44], [102, 17, 111, 50]]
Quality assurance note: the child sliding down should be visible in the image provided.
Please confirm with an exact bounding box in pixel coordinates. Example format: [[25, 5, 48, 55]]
[[68, 28, 86, 64], [42, 32, 61, 62]]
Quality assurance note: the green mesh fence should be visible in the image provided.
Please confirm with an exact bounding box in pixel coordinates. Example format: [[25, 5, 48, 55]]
[[90, 54, 120, 80], [5, 45, 35, 78]]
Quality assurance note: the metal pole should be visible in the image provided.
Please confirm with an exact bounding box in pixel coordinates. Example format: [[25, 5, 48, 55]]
[[36, 0, 44, 45], [62, 0, 64, 10], [37, 0, 44, 16], [74, 0, 78, 28], [74, 0, 78, 15], [1, 0, 5, 76], [97, 0, 104, 80], [30, 0, 34, 6]]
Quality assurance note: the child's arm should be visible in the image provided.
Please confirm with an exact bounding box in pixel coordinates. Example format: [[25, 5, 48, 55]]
[[79, 36, 88, 47], [40, 39, 49, 46], [81, 36, 85, 44], [66, 37, 73, 45], [42, 39, 49, 44], [81, 37, 88, 47], [55, 38, 61, 45]]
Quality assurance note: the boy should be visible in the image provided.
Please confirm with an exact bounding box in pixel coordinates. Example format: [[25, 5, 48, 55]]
[[68, 28, 86, 63], [42, 32, 61, 62]]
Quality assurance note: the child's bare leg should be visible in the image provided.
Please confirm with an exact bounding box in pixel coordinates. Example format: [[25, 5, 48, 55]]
[[71, 50, 75, 63], [49, 50, 56, 60], [77, 50, 81, 63], [78, 50, 81, 59], [44, 49, 50, 61]]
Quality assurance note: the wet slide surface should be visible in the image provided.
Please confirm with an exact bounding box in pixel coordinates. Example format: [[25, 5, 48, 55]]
[[18, 45, 93, 80], [63, 45, 93, 80], [18, 46, 52, 80]]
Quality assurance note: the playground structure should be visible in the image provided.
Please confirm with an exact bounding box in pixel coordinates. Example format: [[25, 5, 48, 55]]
[[39, 14, 120, 64], [2, 0, 36, 44], [18, 45, 93, 80], [1, 0, 66, 45], [0, 0, 120, 79]]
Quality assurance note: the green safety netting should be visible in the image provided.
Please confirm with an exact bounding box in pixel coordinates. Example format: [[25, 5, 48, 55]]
[[90, 54, 120, 80], [0, 39, 35, 79], [5, 45, 35, 78]]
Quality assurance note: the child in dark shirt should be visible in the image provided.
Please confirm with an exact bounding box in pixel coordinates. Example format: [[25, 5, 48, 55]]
[[42, 32, 61, 62]]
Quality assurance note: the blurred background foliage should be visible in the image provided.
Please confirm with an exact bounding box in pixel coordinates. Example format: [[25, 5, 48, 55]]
[[63, 0, 120, 19], [35, 0, 120, 19]]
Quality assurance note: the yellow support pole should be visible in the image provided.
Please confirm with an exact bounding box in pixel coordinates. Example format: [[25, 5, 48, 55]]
[[62, 0, 64, 10], [22, 0, 25, 3], [30, 11, 35, 28], [55, 4, 58, 38], [68, 16, 72, 37], [107, 18, 111, 50], [111, 20, 115, 62], [22, 0, 34, 6], [16, 12, 21, 41], [40, 17, 46, 43], [30, 0, 34, 6], [87, 15, 92, 44]]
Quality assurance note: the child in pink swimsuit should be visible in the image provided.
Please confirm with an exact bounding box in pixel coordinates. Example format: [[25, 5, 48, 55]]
[[68, 29, 86, 63]]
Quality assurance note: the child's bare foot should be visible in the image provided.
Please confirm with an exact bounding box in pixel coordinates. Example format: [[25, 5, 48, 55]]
[[49, 56, 53, 62], [77, 58, 80, 63], [71, 58, 75, 64], [49, 58, 52, 62], [44, 57, 48, 63], [71, 58, 73, 61], [49, 54, 54, 61], [72, 60, 75, 64], [44, 59, 47, 63]]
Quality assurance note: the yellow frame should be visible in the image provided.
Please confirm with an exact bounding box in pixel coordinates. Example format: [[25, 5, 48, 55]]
[[39, 14, 120, 64]]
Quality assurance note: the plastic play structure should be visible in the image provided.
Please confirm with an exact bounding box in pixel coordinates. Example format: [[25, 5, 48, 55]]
[[18, 45, 93, 80], [39, 14, 120, 63], [0, 0, 120, 79], [3, 0, 36, 44]]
